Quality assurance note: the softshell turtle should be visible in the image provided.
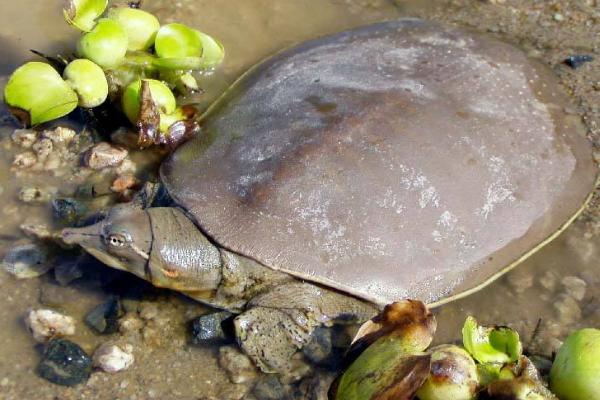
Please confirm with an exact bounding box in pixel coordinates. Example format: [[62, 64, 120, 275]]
[[62, 19, 597, 373]]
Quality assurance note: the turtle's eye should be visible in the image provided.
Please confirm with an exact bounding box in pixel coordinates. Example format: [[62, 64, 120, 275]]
[[107, 233, 128, 248]]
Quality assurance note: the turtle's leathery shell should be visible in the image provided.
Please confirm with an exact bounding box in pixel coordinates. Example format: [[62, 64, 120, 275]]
[[162, 20, 596, 306]]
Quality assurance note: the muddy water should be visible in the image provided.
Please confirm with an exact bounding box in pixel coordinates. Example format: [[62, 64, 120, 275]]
[[0, 0, 598, 399]]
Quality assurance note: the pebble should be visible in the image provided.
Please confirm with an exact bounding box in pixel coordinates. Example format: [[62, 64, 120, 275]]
[[18, 186, 55, 203], [32, 138, 53, 160], [85, 297, 123, 334], [505, 267, 534, 294], [561, 276, 587, 301], [12, 151, 37, 169], [539, 270, 557, 291], [3, 242, 52, 279], [84, 142, 128, 170], [111, 174, 138, 193], [42, 126, 76, 145], [54, 254, 85, 286], [191, 311, 235, 345], [252, 375, 289, 400], [52, 198, 85, 225], [554, 294, 582, 325], [119, 314, 144, 335], [11, 129, 37, 148], [37, 339, 92, 386], [218, 346, 259, 384], [25, 308, 76, 342], [92, 343, 135, 373]]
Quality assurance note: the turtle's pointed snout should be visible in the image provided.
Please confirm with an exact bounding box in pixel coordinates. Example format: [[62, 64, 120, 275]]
[[60, 225, 101, 246]]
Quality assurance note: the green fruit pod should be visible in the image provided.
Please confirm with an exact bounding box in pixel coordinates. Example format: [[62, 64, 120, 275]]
[[63, 59, 108, 108], [107, 7, 160, 51], [77, 18, 128, 69], [550, 329, 600, 400], [4, 62, 78, 125]]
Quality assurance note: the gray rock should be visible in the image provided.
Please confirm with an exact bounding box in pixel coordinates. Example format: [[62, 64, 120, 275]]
[[36, 339, 92, 386], [51, 198, 85, 225], [85, 297, 123, 334], [54, 254, 85, 286], [3, 241, 52, 278], [191, 311, 235, 345], [303, 326, 352, 370]]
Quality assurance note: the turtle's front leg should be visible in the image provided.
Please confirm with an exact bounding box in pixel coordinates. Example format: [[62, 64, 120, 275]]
[[235, 282, 377, 374]]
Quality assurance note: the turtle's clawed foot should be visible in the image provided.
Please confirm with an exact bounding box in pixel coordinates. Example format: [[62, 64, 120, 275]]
[[235, 307, 313, 374]]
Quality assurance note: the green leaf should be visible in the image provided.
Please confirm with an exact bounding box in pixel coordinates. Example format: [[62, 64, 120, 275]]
[[4, 62, 78, 125], [155, 23, 203, 59], [77, 18, 128, 69], [462, 316, 522, 365], [107, 7, 160, 51], [152, 57, 204, 70], [196, 31, 225, 67], [63, 0, 108, 32], [63, 59, 108, 108]]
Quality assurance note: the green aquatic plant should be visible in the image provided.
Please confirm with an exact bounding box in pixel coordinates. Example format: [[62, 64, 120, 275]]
[[154, 23, 224, 70], [63, 59, 108, 108], [107, 7, 160, 51], [550, 328, 600, 400], [77, 18, 128, 69], [4, 62, 78, 125], [462, 316, 522, 366], [121, 79, 176, 125], [63, 0, 108, 32]]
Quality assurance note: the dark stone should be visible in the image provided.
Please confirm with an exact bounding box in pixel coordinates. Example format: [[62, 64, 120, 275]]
[[51, 198, 85, 225], [252, 375, 289, 400], [190, 311, 235, 345], [36, 339, 92, 386], [303, 326, 351, 370], [85, 297, 123, 334], [54, 253, 85, 286], [564, 55, 594, 69]]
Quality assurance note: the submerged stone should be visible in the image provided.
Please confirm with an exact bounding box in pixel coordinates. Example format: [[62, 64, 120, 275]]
[[36, 339, 92, 386], [190, 311, 235, 345], [85, 297, 123, 334]]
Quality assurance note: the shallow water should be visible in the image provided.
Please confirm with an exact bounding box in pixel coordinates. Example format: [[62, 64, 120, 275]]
[[0, 0, 598, 399]]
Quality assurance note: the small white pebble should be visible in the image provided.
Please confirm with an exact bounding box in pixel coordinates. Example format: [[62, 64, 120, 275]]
[[562, 276, 587, 301], [93, 343, 134, 373], [11, 129, 37, 148], [42, 127, 76, 145], [24, 309, 75, 343]]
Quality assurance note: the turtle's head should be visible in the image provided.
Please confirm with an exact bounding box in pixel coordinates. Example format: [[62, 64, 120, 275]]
[[61, 205, 152, 280], [62, 206, 222, 295]]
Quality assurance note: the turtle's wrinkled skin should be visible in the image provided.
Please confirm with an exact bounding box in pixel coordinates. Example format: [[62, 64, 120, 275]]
[[62, 19, 597, 373]]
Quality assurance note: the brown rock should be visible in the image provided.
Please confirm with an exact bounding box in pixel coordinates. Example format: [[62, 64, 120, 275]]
[[84, 143, 128, 170], [111, 174, 138, 193]]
